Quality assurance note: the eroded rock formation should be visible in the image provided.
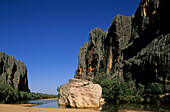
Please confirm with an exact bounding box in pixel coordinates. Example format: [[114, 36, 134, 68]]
[[58, 78, 102, 108], [75, 14, 133, 80], [0, 52, 29, 92], [74, 0, 170, 91]]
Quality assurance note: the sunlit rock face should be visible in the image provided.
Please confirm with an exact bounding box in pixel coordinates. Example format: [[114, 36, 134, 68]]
[[0, 52, 29, 92], [75, 14, 132, 80], [74, 0, 170, 91], [58, 78, 102, 108]]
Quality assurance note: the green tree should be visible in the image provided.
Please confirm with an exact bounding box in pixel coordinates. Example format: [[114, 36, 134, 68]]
[[57, 85, 62, 99], [0, 81, 57, 103]]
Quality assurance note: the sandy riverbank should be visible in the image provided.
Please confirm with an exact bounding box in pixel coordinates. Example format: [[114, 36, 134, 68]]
[[0, 104, 157, 112], [0, 98, 156, 112], [0, 104, 98, 112]]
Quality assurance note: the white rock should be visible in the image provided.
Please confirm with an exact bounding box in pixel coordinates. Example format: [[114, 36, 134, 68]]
[[58, 78, 102, 108]]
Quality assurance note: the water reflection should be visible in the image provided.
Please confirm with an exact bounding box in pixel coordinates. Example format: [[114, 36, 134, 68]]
[[15, 100, 170, 112], [101, 102, 170, 112], [30, 100, 59, 108]]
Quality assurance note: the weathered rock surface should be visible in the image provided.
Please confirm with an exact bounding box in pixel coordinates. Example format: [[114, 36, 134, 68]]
[[124, 33, 170, 91], [58, 78, 102, 108], [0, 52, 29, 92], [75, 15, 132, 80], [122, 0, 170, 91], [75, 28, 107, 80], [74, 0, 170, 91]]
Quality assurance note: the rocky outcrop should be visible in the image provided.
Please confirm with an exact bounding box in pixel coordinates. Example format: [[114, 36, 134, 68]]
[[75, 28, 107, 80], [124, 34, 170, 91], [123, 0, 170, 60], [122, 0, 170, 91], [0, 52, 29, 92], [75, 15, 132, 80], [75, 0, 170, 91], [58, 78, 102, 108]]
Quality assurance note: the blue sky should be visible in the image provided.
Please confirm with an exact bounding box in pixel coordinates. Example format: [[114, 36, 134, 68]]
[[0, 0, 140, 94]]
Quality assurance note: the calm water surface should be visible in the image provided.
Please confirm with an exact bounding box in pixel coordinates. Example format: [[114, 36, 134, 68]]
[[101, 102, 170, 112], [18, 100, 170, 112], [29, 100, 59, 108]]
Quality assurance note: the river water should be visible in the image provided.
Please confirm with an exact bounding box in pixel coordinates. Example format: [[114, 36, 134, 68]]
[[29, 100, 59, 108], [17, 100, 170, 112]]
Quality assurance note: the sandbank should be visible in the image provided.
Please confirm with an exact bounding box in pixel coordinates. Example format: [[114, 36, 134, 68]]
[[0, 104, 98, 112], [0, 104, 157, 112]]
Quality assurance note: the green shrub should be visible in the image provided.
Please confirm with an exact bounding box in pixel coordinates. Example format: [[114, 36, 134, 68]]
[[93, 72, 165, 103], [131, 30, 138, 40], [93, 73, 107, 85], [0, 81, 57, 103], [0, 81, 19, 103], [145, 82, 163, 95], [137, 83, 145, 95]]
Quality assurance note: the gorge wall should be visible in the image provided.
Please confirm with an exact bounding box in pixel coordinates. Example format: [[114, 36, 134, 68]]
[[74, 0, 170, 91], [0, 52, 29, 92]]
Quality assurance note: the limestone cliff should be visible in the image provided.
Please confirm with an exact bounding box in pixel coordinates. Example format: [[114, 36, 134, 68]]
[[0, 52, 29, 92], [75, 0, 170, 91], [75, 15, 133, 80]]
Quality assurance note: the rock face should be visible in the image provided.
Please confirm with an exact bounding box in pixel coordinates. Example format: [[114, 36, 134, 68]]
[[74, 0, 170, 91], [58, 78, 102, 108], [75, 15, 132, 80], [0, 52, 29, 92], [124, 34, 170, 91]]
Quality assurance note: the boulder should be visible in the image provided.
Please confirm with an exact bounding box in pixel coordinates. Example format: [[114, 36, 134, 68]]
[[58, 78, 102, 108]]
